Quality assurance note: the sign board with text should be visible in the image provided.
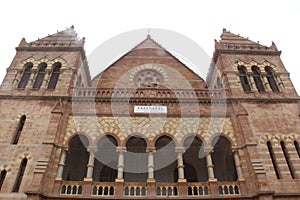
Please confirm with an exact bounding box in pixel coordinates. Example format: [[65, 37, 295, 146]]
[[134, 106, 167, 114]]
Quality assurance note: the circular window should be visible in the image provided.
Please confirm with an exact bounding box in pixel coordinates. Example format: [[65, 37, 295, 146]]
[[134, 70, 164, 87]]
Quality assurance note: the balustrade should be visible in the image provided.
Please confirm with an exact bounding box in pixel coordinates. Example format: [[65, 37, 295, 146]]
[[60, 183, 83, 195], [156, 185, 178, 196], [92, 184, 114, 196], [124, 185, 146, 196], [72, 87, 225, 99], [187, 184, 209, 196], [218, 183, 240, 195]]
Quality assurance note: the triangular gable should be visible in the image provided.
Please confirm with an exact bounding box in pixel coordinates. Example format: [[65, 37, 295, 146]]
[[92, 36, 207, 90]]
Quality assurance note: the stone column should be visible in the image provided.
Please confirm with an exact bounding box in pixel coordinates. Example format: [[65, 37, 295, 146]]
[[175, 147, 186, 182], [276, 75, 284, 91], [262, 76, 271, 91], [233, 150, 244, 181], [42, 70, 50, 88], [147, 147, 156, 182], [84, 147, 96, 181], [13, 71, 22, 88], [249, 75, 257, 91], [116, 146, 126, 182], [205, 149, 217, 182], [26, 71, 36, 88], [56, 147, 68, 180]]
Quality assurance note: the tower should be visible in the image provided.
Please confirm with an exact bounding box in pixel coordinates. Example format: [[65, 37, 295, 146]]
[[209, 29, 300, 196], [0, 26, 90, 198]]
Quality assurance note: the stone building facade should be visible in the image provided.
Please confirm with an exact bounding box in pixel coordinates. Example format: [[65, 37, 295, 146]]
[[0, 27, 300, 199]]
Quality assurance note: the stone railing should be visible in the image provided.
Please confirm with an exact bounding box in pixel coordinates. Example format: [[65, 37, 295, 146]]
[[124, 183, 147, 197], [71, 87, 225, 100], [218, 182, 240, 195], [187, 183, 209, 196], [57, 180, 243, 198], [156, 183, 178, 197], [91, 183, 115, 196], [60, 182, 83, 195]]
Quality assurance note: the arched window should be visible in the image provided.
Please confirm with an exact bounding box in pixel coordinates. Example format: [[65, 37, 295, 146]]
[[183, 136, 208, 182], [155, 136, 178, 182], [212, 136, 237, 182], [0, 169, 7, 191], [12, 115, 26, 145], [17, 63, 33, 89], [267, 141, 281, 179], [93, 135, 118, 182], [124, 136, 147, 182], [62, 134, 89, 181], [265, 66, 279, 92], [47, 62, 61, 90], [237, 66, 251, 92], [32, 62, 47, 89], [294, 141, 300, 158], [252, 66, 265, 92], [12, 158, 27, 192], [280, 141, 295, 179]]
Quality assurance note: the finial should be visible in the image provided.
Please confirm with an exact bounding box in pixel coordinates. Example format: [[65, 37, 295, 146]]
[[147, 27, 151, 38], [71, 25, 74, 29], [223, 28, 227, 32]]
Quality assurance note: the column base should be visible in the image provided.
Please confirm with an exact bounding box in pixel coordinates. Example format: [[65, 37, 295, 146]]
[[83, 178, 93, 182], [238, 177, 245, 182], [115, 178, 124, 182], [208, 178, 217, 182], [147, 178, 156, 183], [178, 178, 187, 183]]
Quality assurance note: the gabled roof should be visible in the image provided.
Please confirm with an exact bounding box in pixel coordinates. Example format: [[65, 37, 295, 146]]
[[132, 35, 163, 50], [92, 35, 207, 89]]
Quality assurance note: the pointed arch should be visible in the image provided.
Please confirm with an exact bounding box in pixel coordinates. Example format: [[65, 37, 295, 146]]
[[237, 65, 251, 92], [12, 115, 26, 145], [212, 136, 237, 182], [17, 62, 33, 89], [12, 158, 27, 192], [47, 62, 61, 89], [154, 135, 178, 182], [93, 135, 118, 182], [32, 62, 47, 89], [251, 66, 265, 92], [183, 136, 208, 182], [124, 136, 147, 182], [265, 66, 279, 92], [62, 134, 89, 181]]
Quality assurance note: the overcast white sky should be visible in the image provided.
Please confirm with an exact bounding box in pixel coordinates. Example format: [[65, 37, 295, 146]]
[[0, 0, 299, 94]]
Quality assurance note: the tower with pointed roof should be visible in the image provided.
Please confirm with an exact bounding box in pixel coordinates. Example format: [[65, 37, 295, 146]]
[[0, 28, 300, 200]]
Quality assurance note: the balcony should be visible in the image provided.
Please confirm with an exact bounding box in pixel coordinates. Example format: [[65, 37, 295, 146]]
[[55, 180, 244, 199], [71, 87, 225, 100]]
